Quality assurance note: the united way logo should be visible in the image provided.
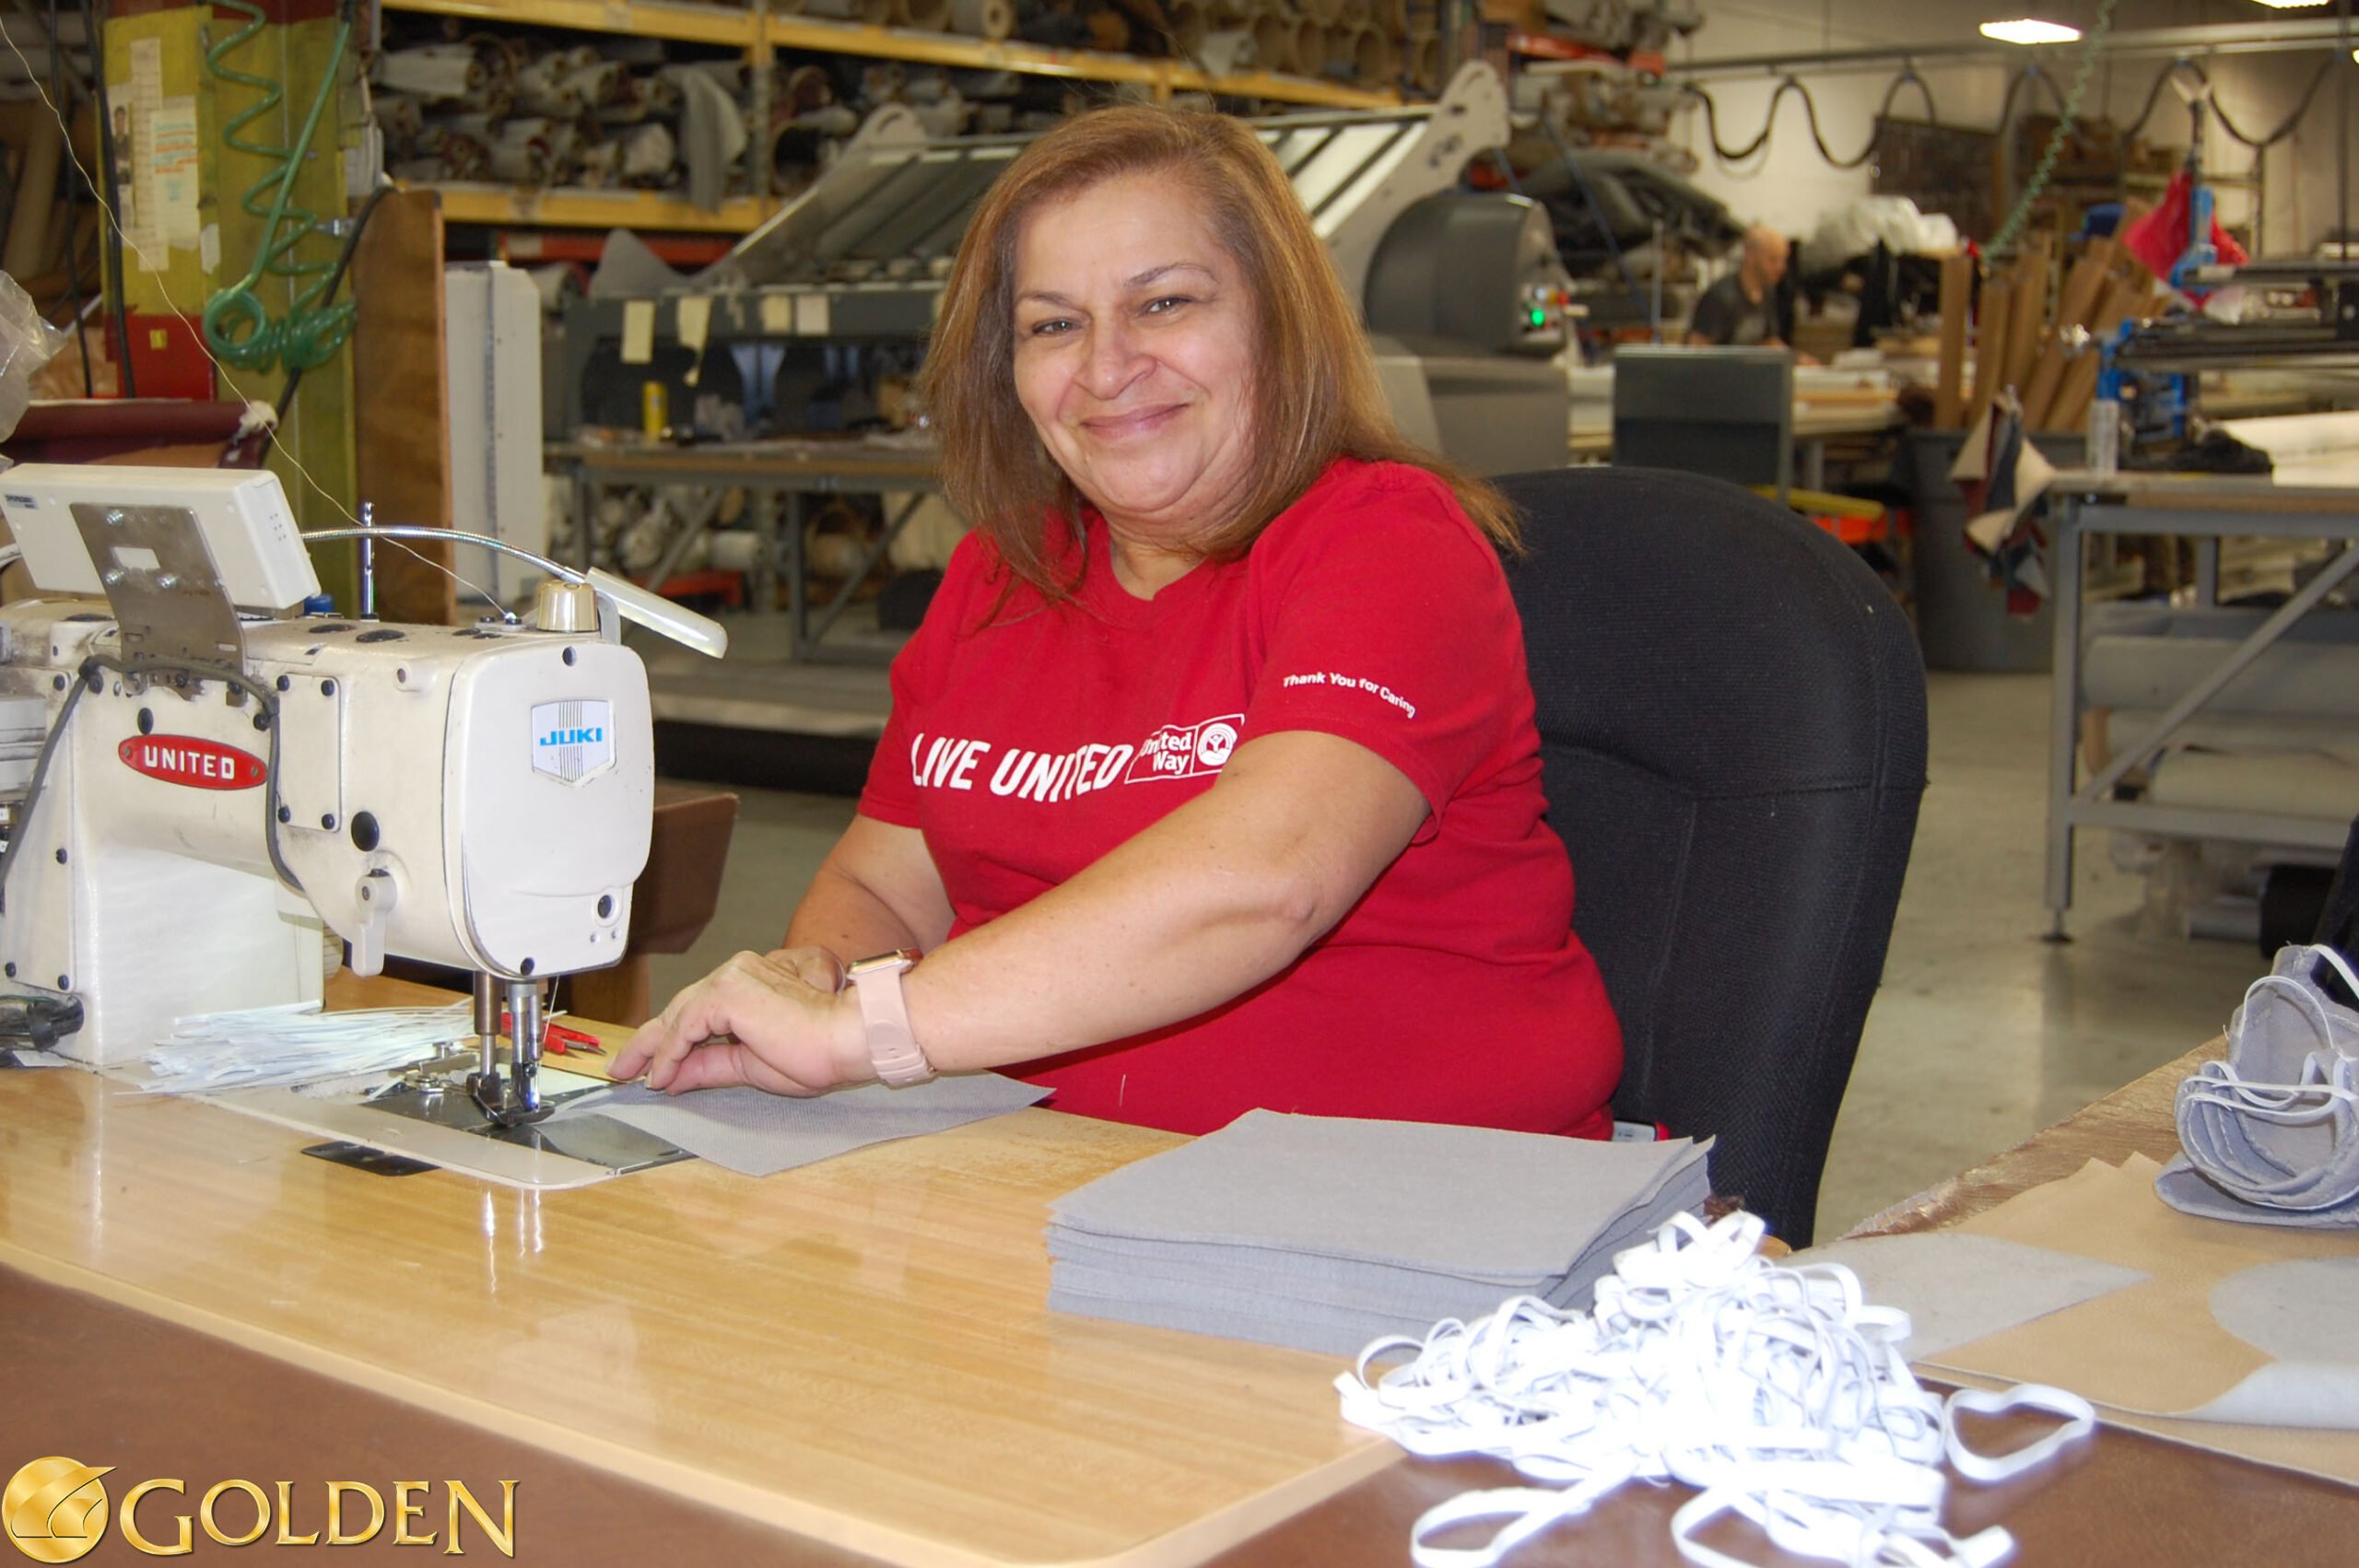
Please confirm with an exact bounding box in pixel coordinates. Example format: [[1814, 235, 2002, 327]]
[[1124, 714, 1243, 783]]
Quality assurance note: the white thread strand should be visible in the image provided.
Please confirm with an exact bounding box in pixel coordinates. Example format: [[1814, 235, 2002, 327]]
[[1338, 1212, 2095, 1568]]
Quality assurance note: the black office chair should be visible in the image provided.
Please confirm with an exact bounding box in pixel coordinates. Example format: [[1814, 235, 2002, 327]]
[[1497, 467, 1929, 1246]]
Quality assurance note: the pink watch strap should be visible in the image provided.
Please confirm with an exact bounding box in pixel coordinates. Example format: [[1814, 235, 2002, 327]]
[[848, 949, 933, 1086]]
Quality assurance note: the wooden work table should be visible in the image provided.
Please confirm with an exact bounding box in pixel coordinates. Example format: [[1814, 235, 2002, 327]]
[[0, 978, 1386, 1568], [3, 1002, 2353, 1565]]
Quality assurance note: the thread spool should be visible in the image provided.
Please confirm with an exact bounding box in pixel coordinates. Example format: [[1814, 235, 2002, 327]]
[[948, 0, 1015, 39]]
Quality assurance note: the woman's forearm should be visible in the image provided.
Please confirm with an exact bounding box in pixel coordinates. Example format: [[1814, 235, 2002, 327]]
[[900, 731, 1425, 1073], [618, 735, 1423, 1097], [781, 814, 957, 965], [783, 863, 924, 963]]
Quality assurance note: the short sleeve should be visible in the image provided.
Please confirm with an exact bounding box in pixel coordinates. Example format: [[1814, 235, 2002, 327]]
[[858, 532, 995, 827], [1239, 466, 1525, 837]]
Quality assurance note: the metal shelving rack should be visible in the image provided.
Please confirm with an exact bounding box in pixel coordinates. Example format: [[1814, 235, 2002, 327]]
[[382, 0, 1399, 232]]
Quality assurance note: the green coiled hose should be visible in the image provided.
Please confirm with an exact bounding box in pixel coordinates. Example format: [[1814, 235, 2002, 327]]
[[201, 3, 355, 375], [1987, 0, 2119, 256]]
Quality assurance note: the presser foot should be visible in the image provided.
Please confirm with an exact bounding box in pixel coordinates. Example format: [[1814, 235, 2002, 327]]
[[467, 1071, 554, 1129]]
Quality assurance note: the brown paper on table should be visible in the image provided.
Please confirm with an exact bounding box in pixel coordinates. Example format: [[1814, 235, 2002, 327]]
[[1920, 1153, 2359, 1486]]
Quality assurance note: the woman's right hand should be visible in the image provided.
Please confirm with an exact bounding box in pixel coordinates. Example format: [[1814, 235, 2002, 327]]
[[611, 949, 872, 1096]]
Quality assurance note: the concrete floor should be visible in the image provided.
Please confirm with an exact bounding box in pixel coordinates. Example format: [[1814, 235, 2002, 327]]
[[648, 669, 2267, 1240]]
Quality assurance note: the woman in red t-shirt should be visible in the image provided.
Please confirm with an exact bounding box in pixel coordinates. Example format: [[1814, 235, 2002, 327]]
[[614, 106, 1622, 1136]]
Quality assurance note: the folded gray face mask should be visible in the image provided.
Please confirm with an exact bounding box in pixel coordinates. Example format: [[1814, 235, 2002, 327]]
[[2174, 943, 2359, 1214]]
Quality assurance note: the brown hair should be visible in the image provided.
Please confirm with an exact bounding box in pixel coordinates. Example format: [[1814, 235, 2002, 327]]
[[919, 102, 1520, 600]]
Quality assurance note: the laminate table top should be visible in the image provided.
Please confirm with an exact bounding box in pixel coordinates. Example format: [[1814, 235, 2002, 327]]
[[4, 996, 2348, 1566]]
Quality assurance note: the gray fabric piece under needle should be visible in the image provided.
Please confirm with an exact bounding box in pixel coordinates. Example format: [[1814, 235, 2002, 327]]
[[1792, 1231, 2149, 1360], [1050, 1109, 1714, 1280], [554, 1073, 1049, 1176]]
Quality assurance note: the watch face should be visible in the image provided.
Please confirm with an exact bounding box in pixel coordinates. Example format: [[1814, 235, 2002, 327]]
[[850, 949, 919, 978]]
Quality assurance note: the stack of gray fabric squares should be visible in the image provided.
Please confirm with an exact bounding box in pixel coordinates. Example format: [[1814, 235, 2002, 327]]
[[1048, 1108, 1714, 1355]]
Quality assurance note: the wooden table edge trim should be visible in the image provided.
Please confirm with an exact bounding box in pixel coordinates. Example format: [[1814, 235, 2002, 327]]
[[0, 1241, 1007, 1566]]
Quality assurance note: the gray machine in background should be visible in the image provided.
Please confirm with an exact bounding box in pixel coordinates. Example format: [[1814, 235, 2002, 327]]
[[1363, 189, 1575, 476], [559, 64, 1574, 475]]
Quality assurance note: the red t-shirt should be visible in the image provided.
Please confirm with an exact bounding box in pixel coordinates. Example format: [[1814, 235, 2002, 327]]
[[859, 458, 1621, 1136]]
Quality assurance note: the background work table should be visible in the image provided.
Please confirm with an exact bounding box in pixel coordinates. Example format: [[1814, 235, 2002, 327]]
[[3, 1010, 2353, 1565]]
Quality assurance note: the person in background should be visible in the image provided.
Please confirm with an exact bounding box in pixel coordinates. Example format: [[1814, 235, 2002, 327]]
[[1687, 224, 1812, 358], [614, 105, 1623, 1139]]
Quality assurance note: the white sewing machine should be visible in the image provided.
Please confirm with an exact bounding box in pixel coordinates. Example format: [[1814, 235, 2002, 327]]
[[0, 464, 687, 1133]]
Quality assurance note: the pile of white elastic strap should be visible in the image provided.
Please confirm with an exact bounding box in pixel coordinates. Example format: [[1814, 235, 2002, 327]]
[[1337, 1211, 2094, 1568], [137, 1001, 471, 1094], [2175, 943, 2359, 1213]]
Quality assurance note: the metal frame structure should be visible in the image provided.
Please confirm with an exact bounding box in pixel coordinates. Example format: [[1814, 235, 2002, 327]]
[[2044, 473, 2359, 937], [550, 440, 939, 665]]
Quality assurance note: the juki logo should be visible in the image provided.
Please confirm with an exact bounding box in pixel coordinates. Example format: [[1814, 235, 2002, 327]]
[[528, 700, 616, 784]]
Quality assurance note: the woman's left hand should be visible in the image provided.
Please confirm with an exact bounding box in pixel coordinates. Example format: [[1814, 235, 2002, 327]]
[[611, 950, 873, 1096]]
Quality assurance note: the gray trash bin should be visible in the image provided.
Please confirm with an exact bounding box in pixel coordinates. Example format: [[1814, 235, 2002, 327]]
[[1903, 427, 2083, 673]]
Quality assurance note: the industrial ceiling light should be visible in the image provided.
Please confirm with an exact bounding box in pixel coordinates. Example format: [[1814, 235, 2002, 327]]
[[2247, 1, 2330, 8], [1978, 18, 2083, 43]]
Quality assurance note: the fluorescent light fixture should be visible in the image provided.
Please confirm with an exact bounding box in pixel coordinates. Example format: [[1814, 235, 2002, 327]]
[[1979, 18, 2083, 43], [2248, 0, 2330, 8]]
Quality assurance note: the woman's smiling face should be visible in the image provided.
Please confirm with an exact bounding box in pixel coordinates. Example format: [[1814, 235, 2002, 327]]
[[1010, 172, 1261, 566]]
